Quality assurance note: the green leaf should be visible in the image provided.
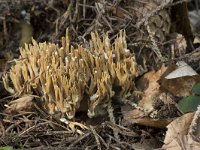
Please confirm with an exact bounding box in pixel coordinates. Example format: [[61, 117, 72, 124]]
[[178, 96, 200, 113], [192, 82, 200, 95], [0, 146, 13, 150]]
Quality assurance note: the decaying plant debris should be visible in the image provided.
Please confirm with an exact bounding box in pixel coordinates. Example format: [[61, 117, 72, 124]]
[[1, 0, 200, 149], [3, 30, 137, 119]]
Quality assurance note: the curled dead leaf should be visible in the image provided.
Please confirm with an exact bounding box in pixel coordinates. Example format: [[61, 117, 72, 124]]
[[164, 113, 194, 145], [4, 95, 34, 114], [162, 109, 200, 150]]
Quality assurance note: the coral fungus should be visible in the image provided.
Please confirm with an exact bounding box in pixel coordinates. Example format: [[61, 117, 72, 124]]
[[3, 30, 137, 119]]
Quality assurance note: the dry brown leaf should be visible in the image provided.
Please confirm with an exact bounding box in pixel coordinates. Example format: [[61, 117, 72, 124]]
[[161, 76, 200, 97], [121, 65, 180, 128], [121, 104, 172, 128], [163, 135, 200, 150], [137, 65, 169, 111], [160, 62, 200, 97], [162, 112, 200, 150], [164, 113, 194, 144], [4, 95, 34, 114], [165, 61, 197, 79]]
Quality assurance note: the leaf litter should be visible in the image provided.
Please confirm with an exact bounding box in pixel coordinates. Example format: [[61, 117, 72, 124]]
[[1, 0, 200, 149]]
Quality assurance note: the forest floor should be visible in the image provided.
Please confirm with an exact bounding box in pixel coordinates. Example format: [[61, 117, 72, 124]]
[[0, 0, 200, 149]]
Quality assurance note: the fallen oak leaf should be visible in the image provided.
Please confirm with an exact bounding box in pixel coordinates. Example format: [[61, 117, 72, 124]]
[[162, 112, 200, 149]]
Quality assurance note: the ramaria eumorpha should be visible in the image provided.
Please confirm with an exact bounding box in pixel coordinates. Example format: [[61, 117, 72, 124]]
[[3, 30, 137, 119]]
